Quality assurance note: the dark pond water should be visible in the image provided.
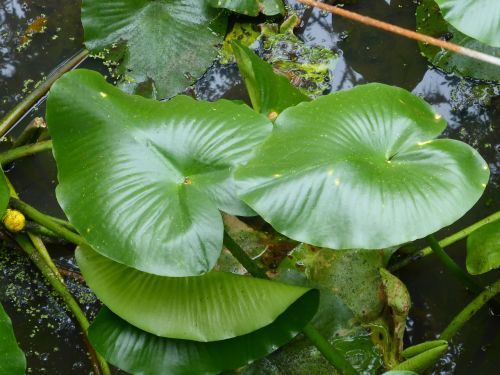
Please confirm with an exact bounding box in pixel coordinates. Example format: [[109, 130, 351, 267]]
[[0, 0, 498, 374]]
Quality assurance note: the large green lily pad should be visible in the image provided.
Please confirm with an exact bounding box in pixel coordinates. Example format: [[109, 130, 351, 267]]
[[466, 218, 500, 275], [435, 0, 500, 47], [89, 290, 317, 375], [81, 0, 227, 98], [208, 0, 285, 16], [417, 0, 500, 82], [235, 83, 489, 250], [0, 302, 26, 375], [47, 69, 271, 276], [76, 245, 316, 341]]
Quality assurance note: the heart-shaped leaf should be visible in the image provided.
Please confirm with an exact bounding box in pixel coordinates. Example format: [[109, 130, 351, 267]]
[[47, 69, 272, 276], [0, 302, 26, 375], [89, 290, 317, 375], [466, 218, 500, 275], [435, 0, 500, 47], [235, 83, 489, 249], [232, 41, 310, 118], [81, 0, 227, 98], [76, 245, 316, 341], [208, 0, 285, 16], [417, 0, 500, 82]]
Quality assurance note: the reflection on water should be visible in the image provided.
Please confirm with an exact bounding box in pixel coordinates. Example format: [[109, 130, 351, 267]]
[[0, 0, 499, 374]]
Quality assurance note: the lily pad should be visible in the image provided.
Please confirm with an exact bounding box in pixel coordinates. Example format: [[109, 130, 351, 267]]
[[416, 0, 500, 82], [76, 245, 316, 341], [235, 83, 490, 250], [0, 302, 26, 375], [208, 0, 285, 16], [233, 41, 310, 118], [466, 219, 500, 275], [46, 69, 271, 277], [81, 0, 227, 98], [89, 291, 317, 375], [435, 0, 500, 47]]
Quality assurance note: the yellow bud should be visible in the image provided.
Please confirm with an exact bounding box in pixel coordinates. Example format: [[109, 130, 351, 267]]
[[267, 111, 278, 121], [3, 209, 26, 233]]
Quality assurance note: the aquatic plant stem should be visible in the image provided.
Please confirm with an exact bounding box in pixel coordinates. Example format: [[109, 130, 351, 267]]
[[223, 231, 358, 375], [0, 140, 53, 165], [425, 234, 482, 294], [0, 50, 88, 137], [13, 234, 110, 375], [440, 279, 500, 341], [390, 211, 500, 272], [298, 0, 500, 68], [9, 197, 84, 245]]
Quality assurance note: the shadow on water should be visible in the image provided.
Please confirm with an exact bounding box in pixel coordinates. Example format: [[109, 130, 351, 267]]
[[0, 0, 498, 373]]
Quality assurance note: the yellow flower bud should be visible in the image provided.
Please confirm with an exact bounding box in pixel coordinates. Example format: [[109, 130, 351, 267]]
[[3, 209, 26, 233]]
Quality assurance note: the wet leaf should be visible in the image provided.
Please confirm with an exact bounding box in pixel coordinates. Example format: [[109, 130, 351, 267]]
[[47, 69, 271, 277], [0, 302, 26, 375], [466, 219, 500, 275], [208, 0, 285, 16], [220, 23, 261, 64], [391, 343, 448, 373], [233, 41, 310, 117], [435, 0, 500, 47], [81, 0, 227, 98], [416, 0, 500, 82], [77, 245, 317, 341], [235, 83, 489, 250], [89, 290, 317, 375]]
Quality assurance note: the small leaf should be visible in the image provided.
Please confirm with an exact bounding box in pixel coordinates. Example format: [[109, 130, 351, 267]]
[[47, 69, 271, 276], [232, 41, 310, 117], [466, 219, 500, 275], [235, 83, 490, 250], [77, 245, 316, 342], [90, 291, 317, 375], [402, 340, 448, 359], [0, 302, 26, 375], [391, 343, 448, 373], [81, 0, 227, 98], [435, 0, 500, 47], [208, 0, 285, 16]]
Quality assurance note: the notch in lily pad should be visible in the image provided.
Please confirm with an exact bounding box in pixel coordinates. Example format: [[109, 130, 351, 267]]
[[46, 69, 272, 277], [235, 83, 490, 250]]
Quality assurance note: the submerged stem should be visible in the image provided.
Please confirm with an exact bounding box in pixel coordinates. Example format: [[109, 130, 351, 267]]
[[425, 234, 482, 294], [390, 211, 500, 272], [440, 279, 500, 341], [223, 231, 358, 375], [0, 140, 53, 165]]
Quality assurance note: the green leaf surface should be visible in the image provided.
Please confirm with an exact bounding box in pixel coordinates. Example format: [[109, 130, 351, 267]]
[[81, 0, 227, 98], [0, 169, 10, 217], [235, 83, 490, 250], [466, 219, 500, 275], [233, 41, 311, 117], [76, 245, 315, 341], [0, 302, 26, 375], [391, 344, 448, 373], [382, 371, 418, 375], [89, 290, 317, 375], [208, 0, 285, 16], [47, 69, 271, 277], [417, 0, 500, 82], [402, 340, 448, 359], [435, 0, 500, 47]]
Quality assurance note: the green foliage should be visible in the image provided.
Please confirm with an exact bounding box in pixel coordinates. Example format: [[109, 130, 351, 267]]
[[0, 169, 10, 216], [89, 292, 317, 375], [235, 83, 489, 250], [391, 342, 448, 373], [0, 302, 26, 375], [81, 0, 227, 98], [402, 340, 448, 359], [417, 0, 500, 82], [46, 69, 271, 277], [77, 245, 316, 341], [232, 41, 310, 117], [208, 0, 285, 16], [466, 219, 500, 275], [435, 0, 500, 47]]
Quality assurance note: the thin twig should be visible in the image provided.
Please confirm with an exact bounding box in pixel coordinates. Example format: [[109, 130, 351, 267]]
[[297, 0, 500, 67]]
